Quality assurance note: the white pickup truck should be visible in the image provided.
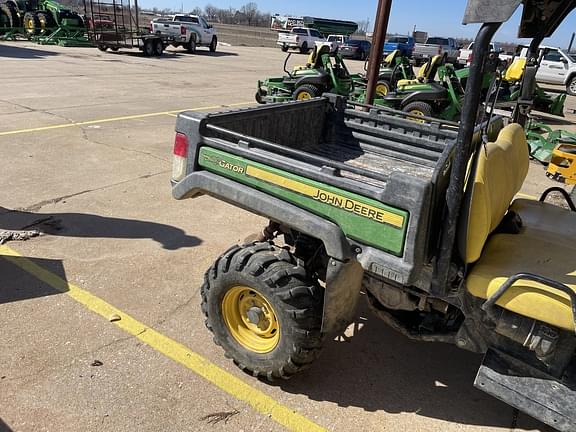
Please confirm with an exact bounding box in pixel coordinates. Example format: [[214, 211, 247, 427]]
[[151, 14, 218, 53], [457, 42, 513, 66], [277, 27, 326, 54], [535, 46, 576, 96]]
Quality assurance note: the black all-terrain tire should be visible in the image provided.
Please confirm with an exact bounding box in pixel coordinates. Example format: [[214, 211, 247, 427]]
[[143, 39, 154, 57], [23, 12, 40, 36], [403, 101, 433, 120], [36, 11, 55, 35], [187, 39, 196, 53], [567, 76, 576, 97], [153, 39, 164, 56], [1, 2, 20, 28], [209, 36, 217, 52], [293, 84, 320, 101], [299, 42, 308, 54], [201, 242, 324, 380]]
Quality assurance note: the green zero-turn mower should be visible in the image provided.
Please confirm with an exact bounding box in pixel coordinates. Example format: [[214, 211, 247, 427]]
[[172, 1, 576, 430], [351, 49, 416, 100], [255, 45, 353, 104], [376, 54, 467, 121]]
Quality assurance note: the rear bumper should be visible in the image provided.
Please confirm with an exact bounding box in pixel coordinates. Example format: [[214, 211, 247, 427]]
[[277, 41, 299, 48]]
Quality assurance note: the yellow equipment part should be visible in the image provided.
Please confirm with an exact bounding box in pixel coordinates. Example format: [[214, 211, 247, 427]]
[[293, 49, 318, 72], [467, 199, 576, 331], [547, 144, 576, 185], [221, 286, 280, 353], [383, 50, 400, 67], [504, 57, 526, 83], [397, 55, 442, 87]]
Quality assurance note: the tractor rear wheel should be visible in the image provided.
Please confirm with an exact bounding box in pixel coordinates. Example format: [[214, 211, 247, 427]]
[[209, 36, 217, 52], [36, 11, 55, 35], [293, 84, 320, 101], [0, 2, 19, 28], [201, 242, 324, 380], [403, 101, 432, 122], [23, 12, 40, 37]]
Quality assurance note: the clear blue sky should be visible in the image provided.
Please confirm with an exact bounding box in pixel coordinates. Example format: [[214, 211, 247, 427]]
[[139, 0, 576, 47]]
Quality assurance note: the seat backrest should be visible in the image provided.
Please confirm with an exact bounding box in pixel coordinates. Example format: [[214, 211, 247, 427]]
[[383, 50, 400, 67], [313, 45, 332, 69], [417, 55, 442, 82], [504, 57, 526, 82], [458, 123, 530, 264]]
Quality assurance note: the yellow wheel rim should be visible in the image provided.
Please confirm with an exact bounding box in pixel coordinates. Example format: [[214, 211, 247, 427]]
[[376, 83, 388, 96], [25, 18, 34, 33], [296, 91, 313, 101], [222, 286, 280, 353], [408, 109, 426, 123]]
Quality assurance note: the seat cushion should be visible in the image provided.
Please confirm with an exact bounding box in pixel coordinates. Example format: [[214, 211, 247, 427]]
[[467, 199, 576, 331]]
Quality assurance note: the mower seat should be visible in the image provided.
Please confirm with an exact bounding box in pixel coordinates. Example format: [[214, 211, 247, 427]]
[[504, 57, 526, 83], [294, 48, 321, 72], [460, 124, 576, 331], [383, 50, 400, 67], [397, 55, 442, 87]]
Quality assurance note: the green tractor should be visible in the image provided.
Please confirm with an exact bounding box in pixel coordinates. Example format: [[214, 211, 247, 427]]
[[255, 45, 353, 104], [0, 0, 87, 45], [351, 49, 416, 99]]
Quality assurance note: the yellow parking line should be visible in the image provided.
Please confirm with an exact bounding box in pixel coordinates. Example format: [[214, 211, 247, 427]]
[[0, 245, 326, 432], [0, 102, 253, 137]]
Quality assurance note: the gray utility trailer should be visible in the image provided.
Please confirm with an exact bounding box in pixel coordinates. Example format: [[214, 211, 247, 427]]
[[83, 0, 171, 56]]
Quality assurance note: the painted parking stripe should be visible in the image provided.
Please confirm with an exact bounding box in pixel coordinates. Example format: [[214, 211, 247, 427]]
[[0, 245, 326, 432], [0, 102, 253, 137]]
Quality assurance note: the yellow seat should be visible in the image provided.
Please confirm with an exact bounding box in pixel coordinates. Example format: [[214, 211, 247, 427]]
[[397, 55, 442, 87], [504, 57, 526, 83], [383, 50, 400, 67], [293, 45, 331, 72], [462, 124, 576, 331]]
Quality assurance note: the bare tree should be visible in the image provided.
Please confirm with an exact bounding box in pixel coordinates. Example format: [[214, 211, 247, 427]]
[[240, 2, 258, 26], [191, 6, 203, 16], [204, 4, 218, 21]]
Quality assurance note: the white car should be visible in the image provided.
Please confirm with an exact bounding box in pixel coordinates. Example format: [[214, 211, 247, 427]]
[[458, 42, 512, 66], [277, 27, 326, 54]]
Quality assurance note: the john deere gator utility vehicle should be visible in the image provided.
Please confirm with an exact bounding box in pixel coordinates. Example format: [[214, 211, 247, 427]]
[[172, 1, 576, 430], [256, 45, 353, 104]]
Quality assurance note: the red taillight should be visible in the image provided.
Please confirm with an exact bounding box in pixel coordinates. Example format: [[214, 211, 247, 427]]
[[181, 26, 186, 35], [468, 53, 473, 63], [174, 133, 188, 157], [296, 36, 299, 42]]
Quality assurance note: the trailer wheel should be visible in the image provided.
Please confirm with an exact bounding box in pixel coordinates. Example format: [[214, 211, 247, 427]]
[[23, 12, 40, 36], [201, 242, 324, 381], [36, 11, 55, 35], [1, 2, 20, 28], [153, 39, 164, 56], [143, 39, 154, 57], [97, 44, 108, 52], [403, 101, 432, 123], [187, 39, 196, 53], [209, 36, 217, 52]]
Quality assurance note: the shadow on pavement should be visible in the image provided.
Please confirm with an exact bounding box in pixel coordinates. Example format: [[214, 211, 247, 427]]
[[0, 44, 60, 59], [0, 418, 14, 432], [0, 254, 68, 304], [0, 207, 201, 250], [279, 300, 552, 431]]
